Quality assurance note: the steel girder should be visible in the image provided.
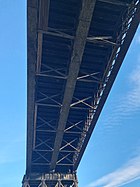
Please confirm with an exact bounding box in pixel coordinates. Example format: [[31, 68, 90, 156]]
[[25, 0, 140, 185]]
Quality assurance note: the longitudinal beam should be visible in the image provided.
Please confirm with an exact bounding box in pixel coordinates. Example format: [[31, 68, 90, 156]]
[[27, 0, 50, 173], [50, 0, 97, 170], [27, 0, 38, 173]]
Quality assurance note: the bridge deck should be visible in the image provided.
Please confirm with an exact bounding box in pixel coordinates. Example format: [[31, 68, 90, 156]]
[[26, 0, 140, 180]]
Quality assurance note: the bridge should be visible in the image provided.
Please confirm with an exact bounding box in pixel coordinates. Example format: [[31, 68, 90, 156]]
[[22, 0, 140, 186]]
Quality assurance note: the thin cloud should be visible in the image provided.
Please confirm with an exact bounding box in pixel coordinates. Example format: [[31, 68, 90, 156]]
[[135, 35, 140, 44], [87, 28, 140, 187], [87, 155, 140, 187], [100, 61, 140, 132], [119, 63, 140, 112], [135, 26, 140, 44], [128, 64, 140, 103], [88, 48, 140, 187]]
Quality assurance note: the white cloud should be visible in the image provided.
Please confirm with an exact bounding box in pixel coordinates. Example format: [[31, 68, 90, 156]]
[[87, 155, 140, 187], [135, 35, 140, 44], [87, 28, 140, 187], [127, 64, 140, 108], [100, 61, 140, 132], [135, 26, 140, 44], [121, 65, 140, 109], [87, 48, 140, 187]]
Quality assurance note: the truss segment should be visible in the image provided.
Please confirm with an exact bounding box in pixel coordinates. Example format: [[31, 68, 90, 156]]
[[39, 28, 118, 46], [22, 173, 78, 187]]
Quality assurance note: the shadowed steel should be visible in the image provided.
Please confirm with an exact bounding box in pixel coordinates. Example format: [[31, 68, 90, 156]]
[[50, 0, 97, 171], [23, 0, 140, 186]]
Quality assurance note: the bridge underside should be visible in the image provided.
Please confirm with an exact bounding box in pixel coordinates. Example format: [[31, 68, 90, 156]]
[[23, 0, 140, 186]]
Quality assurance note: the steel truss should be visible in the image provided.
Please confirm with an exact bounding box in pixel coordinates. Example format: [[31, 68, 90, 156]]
[[36, 90, 98, 110], [37, 64, 102, 84], [33, 119, 80, 166], [73, 0, 140, 167], [26, 0, 140, 185], [22, 173, 78, 187], [33, 110, 82, 167], [34, 0, 140, 169]]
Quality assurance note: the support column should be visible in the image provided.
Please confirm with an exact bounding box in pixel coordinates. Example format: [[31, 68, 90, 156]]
[[22, 173, 78, 187]]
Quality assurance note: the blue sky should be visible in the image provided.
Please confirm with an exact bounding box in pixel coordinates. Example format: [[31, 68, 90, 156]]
[[0, 1, 26, 186], [78, 26, 140, 187], [0, 1, 140, 187]]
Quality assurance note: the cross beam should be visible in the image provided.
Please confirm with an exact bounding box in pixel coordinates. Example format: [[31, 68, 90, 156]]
[[50, 0, 97, 170]]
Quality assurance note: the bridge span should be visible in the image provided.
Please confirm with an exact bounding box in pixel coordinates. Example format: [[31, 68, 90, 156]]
[[23, 0, 140, 186]]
